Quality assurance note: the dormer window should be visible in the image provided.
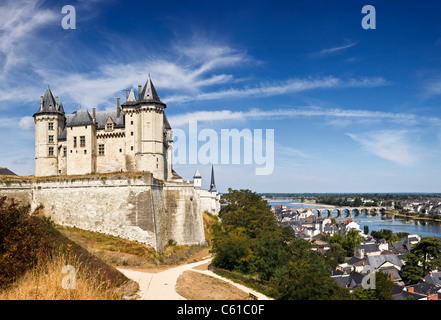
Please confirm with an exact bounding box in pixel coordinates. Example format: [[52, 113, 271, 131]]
[[105, 116, 115, 132], [48, 122, 54, 130]]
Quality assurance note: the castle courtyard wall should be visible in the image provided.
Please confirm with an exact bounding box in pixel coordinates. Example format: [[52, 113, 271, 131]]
[[0, 173, 206, 251]]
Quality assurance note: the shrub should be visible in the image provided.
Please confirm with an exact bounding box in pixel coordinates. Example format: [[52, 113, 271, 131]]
[[0, 197, 54, 290]]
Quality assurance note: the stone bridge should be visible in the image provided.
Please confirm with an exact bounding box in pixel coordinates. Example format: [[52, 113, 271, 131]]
[[293, 206, 392, 218]]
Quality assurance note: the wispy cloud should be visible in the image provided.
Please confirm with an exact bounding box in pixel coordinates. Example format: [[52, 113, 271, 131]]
[[0, 0, 58, 75], [347, 130, 419, 166], [164, 76, 390, 103], [168, 106, 425, 127], [309, 42, 357, 58]]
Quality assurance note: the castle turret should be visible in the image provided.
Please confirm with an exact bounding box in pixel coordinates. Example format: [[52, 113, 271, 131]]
[[121, 75, 168, 180], [33, 86, 65, 177], [193, 169, 201, 189]]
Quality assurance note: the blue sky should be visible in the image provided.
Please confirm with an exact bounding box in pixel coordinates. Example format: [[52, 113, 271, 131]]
[[2, 0, 441, 193]]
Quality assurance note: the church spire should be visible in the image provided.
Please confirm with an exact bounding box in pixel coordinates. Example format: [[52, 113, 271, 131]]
[[209, 165, 217, 192]]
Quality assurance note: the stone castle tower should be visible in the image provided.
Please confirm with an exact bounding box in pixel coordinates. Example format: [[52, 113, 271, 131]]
[[33, 75, 173, 180]]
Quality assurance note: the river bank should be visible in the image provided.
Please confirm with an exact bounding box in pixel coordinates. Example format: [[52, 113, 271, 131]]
[[387, 210, 441, 224]]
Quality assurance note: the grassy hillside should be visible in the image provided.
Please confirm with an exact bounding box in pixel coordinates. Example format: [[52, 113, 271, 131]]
[[0, 196, 137, 299]]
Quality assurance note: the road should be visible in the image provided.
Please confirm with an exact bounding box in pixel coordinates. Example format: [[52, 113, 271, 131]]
[[117, 259, 272, 300]]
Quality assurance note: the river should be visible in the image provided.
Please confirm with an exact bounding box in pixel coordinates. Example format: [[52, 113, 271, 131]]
[[267, 199, 441, 238]]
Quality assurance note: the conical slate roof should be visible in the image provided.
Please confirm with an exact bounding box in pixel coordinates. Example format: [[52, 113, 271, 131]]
[[121, 75, 165, 107], [193, 169, 201, 179], [140, 75, 161, 102], [34, 86, 64, 117]]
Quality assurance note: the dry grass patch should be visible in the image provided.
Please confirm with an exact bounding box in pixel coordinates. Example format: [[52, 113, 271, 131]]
[[0, 251, 121, 300], [175, 270, 249, 300]]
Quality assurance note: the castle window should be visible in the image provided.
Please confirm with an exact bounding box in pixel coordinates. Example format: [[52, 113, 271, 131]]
[[48, 122, 54, 130], [106, 123, 113, 131], [119, 148, 122, 153], [131, 131, 133, 136], [63, 147, 67, 157], [131, 121, 133, 125], [48, 147, 54, 156], [99, 144, 105, 156], [80, 136, 85, 147], [131, 146, 133, 151], [84, 150, 87, 154], [48, 135, 54, 143], [73, 137, 77, 147]]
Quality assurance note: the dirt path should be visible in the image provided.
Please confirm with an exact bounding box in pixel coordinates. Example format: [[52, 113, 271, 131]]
[[117, 259, 272, 300]]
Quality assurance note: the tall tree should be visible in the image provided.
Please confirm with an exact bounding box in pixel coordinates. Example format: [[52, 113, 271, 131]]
[[401, 237, 441, 284]]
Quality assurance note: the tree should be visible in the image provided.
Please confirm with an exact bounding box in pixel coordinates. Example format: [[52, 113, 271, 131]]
[[342, 229, 364, 256], [211, 226, 253, 272], [270, 239, 350, 300], [401, 237, 441, 284], [325, 243, 346, 269], [364, 225, 369, 235], [352, 271, 394, 300]]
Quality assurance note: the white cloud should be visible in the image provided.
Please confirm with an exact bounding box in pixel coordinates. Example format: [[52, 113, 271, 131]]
[[19, 116, 34, 130], [163, 76, 391, 103], [315, 42, 357, 56], [168, 106, 426, 127], [346, 130, 418, 166], [0, 0, 58, 75]]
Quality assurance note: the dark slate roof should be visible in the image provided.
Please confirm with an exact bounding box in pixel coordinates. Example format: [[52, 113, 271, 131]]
[[95, 110, 124, 130], [367, 254, 403, 269], [34, 86, 65, 116], [122, 76, 166, 107], [356, 243, 378, 253], [331, 271, 365, 289], [66, 109, 93, 127], [0, 167, 17, 175], [140, 75, 162, 102], [424, 272, 441, 286], [408, 282, 440, 296]]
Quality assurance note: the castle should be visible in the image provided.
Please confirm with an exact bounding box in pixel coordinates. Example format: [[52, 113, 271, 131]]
[[0, 75, 220, 251], [33, 75, 173, 180]]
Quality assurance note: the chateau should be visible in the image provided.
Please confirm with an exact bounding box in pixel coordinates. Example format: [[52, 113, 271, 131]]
[[0, 75, 220, 251], [33, 75, 173, 180]]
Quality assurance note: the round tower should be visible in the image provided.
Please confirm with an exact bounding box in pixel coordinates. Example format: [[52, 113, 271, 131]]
[[122, 75, 168, 180], [33, 86, 65, 177]]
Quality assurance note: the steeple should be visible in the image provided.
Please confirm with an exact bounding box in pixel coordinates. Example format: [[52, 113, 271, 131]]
[[209, 165, 217, 192]]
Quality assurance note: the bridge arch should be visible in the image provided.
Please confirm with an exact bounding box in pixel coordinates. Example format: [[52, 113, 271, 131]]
[[342, 208, 352, 218]]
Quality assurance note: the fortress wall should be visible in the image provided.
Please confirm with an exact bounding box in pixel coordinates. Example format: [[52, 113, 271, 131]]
[[162, 182, 206, 247], [0, 173, 206, 251]]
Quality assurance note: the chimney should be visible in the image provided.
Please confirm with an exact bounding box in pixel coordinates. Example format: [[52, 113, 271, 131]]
[[126, 89, 129, 101], [56, 96, 59, 109], [138, 85, 142, 100], [40, 96, 43, 109], [428, 293, 438, 300], [117, 98, 121, 118], [407, 287, 414, 293], [92, 108, 96, 124]]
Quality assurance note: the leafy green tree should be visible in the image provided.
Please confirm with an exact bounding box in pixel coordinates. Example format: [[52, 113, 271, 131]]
[[211, 226, 253, 272], [401, 237, 441, 284], [219, 188, 277, 239], [269, 238, 350, 300], [325, 243, 346, 269], [352, 271, 394, 300], [342, 229, 364, 256]]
